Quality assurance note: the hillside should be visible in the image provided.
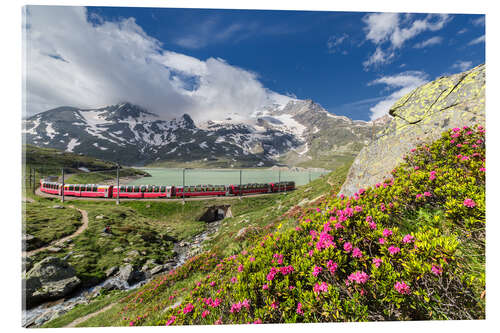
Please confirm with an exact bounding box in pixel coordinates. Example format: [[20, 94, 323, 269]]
[[22, 101, 388, 169], [39, 125, 485, 326], [23, 144, 149, 185]]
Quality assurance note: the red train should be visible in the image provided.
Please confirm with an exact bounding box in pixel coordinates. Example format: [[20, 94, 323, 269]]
[[39, 180, 295, 199]]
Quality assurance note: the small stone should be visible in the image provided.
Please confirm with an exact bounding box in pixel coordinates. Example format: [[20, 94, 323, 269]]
[[96, 215, 105, 220], [113, 247, 123, 253], [52, 205, 64, 209], [47, 247, 62, 253], [105, 266, 118, 277]]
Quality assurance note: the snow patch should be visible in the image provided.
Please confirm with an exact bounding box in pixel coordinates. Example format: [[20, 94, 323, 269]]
[[66, 138, 80, 152]]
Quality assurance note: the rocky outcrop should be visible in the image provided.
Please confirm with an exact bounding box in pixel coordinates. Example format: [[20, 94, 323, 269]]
[[23, 257, 81, 308], [340, 64, 485, 196]]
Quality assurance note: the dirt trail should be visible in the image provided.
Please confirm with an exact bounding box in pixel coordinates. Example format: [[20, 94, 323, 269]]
[[23, 205, 89, 257], [64, 302, 117, 328]]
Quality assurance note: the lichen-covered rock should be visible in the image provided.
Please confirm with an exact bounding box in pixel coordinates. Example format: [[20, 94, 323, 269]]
[[23, 257, 81, 308], [340, 64, 485, 196]]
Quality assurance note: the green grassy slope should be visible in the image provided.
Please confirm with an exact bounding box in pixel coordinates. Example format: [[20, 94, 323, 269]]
[[41, 160, 354, 327], [56, 125, 485, 326]]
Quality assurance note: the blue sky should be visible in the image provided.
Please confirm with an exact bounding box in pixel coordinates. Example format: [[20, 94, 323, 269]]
[[25, 6, 485, 121]]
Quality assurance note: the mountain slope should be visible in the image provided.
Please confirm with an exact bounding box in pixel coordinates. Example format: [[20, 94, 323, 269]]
[[23, 101, 389, 168], [47, 124, 485, 326]]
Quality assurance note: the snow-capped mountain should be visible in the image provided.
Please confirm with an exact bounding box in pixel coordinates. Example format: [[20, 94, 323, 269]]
[[22, 101, 389, 168]]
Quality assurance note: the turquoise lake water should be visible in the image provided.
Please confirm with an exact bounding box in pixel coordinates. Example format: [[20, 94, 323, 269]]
[[125, 168, 329, 187]]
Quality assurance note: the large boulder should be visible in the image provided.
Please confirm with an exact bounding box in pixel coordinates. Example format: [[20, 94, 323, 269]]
[[118, 264, 144, 285], [23, 257, 81, 308], [340, 64, 485, 197]]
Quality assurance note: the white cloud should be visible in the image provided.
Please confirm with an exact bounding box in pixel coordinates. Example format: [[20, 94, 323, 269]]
[[367, 71, 428, 120], [451, 60, 473, 72], [472, 16, 485, 26], [24, 6, 292, 122], [327, 33, 349, 53], [362, 13, 451, 68], [413, 36, 443, 48], [457, 28, 467, 34], [468, 35, 485, 46]]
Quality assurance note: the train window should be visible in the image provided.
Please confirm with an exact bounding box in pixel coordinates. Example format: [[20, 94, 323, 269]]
[[93, 186, 98, 192], [126, 186, 132, 192], [141, 186, 146, 193], [75, 185, 80, 191], [69, 185, 73, 191], [160, 186, 166, 192], [133, 186, 138, 192]]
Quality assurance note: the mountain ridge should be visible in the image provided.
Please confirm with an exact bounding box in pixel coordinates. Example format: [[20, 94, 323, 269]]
[[23, 100, 389, 168]]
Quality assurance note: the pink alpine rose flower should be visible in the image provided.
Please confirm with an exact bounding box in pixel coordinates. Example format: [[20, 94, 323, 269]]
[[312, 265, 323, 277], [352, 247, 363, 258], [343, 242, 353, 252], [463, 198, 476, 208], [372, 258, 383, 268], [431, 265, 443, 276], [383, 229, 393, 237], [402, 234, 415, 244], [394, 281, 411, 294], [388, 245, 400, 255]]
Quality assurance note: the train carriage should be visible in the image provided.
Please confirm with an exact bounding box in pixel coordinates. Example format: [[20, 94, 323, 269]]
[[40, 181, 62, 195], [142, 185, 174, 198], [175, 184, 227, 198], [230, 183, 270, 195], [80, 184, 112, 198], [62, 184, 82, 197], [270, 181, 295, 192]]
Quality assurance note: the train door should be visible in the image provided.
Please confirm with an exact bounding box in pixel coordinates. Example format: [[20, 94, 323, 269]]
[[166, 186, 172, 198]]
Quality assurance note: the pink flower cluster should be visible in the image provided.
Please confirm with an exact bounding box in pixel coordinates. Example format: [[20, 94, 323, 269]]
[[165, 315, 176, 326], [372, 258, 383, 268], [272, 253, 284, 264], [267, 267, 278, 281], [312, 265, 323, 277], [230, 299, 250, 313], [383, 229, 393, 237], [429, 171, 436, 181], [431, 265, 443, 276], [203, 297, 222, 308], [296, 302, 304, 315], [352, 247, 363, 258], [348, 271, 370, 284], [313, 282, 329, 294], [183, 303, 194, 314], [394, 281, 411, 294], [316, 231, 335, 251], [463, 198, 476, 208], [402, 234, 415, 244], [388, 245, 400, 255], [344, 242, 353, 252], [280, 265, 294, 275], [326, 260, 338, 275]]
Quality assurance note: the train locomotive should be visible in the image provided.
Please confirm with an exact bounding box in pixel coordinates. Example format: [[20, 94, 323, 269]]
[[39, 180, 295, 199]]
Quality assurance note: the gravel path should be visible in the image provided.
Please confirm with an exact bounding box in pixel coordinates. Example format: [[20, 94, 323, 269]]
[[64, 302, 117, 328]]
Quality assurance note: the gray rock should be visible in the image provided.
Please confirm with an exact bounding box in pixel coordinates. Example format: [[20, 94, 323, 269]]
[[106, 266, 119, 277], [24, 257, 81, 308], [118, 264, 144, 285], [126, 250, 139, 257], [96, 215, 105, 220], [52, 205, 64, 209], [340, 64, 485, 197], [113, 246, 123, 253], [22, 256, 34, 272], [141, 259, 158, 272], [47, 247, 62, 253]]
